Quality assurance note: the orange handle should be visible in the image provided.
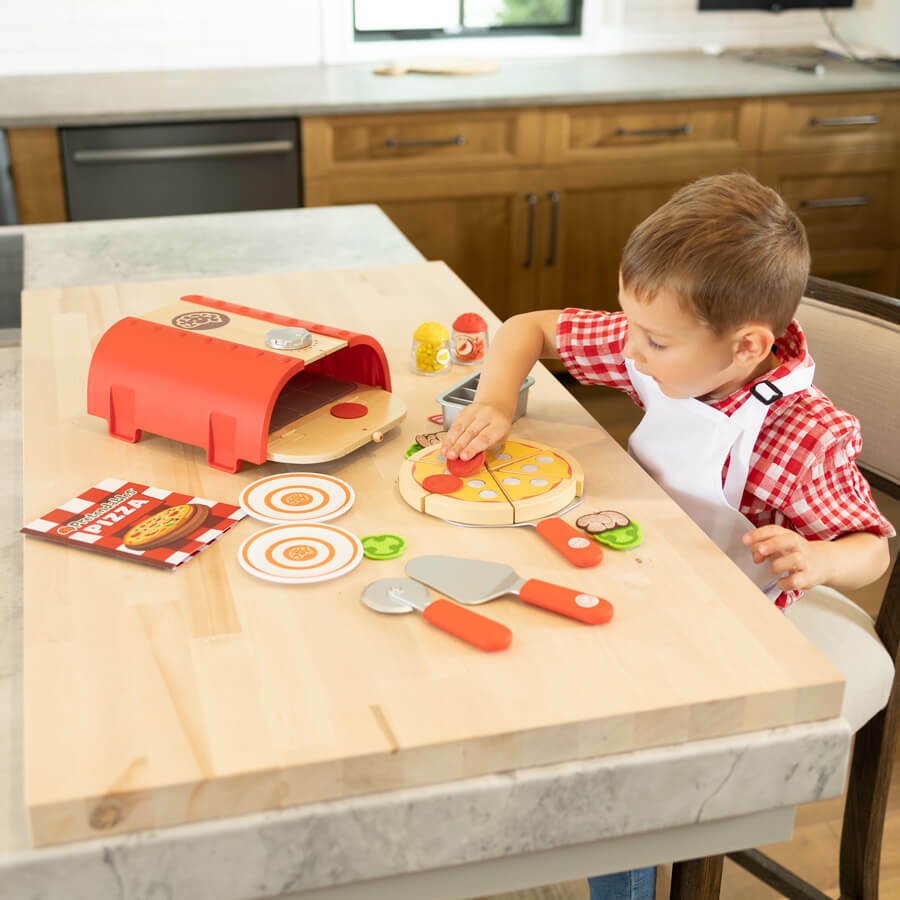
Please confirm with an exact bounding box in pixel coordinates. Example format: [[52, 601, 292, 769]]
[[423, 598, 512, 652], [535, 518, 604, 567], [518, 579, 614, 624]]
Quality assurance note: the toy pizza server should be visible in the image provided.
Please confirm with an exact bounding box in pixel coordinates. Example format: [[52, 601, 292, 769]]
[[362, 578, 512, 652], [406, 556, 613, 625]]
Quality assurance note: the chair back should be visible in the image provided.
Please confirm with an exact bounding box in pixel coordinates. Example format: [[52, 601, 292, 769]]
[[797, 279, 900, 492]]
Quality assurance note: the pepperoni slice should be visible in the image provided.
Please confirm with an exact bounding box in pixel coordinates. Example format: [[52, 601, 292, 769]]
[[330, 402, 368, 419], [446, 451, 486, 477], [422, 474, 464, 494]]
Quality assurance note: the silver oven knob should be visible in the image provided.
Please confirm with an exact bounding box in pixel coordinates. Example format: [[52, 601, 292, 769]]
[[265, 327, 313, 351]]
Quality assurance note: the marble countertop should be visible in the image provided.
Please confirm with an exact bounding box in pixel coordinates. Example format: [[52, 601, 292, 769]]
[[2, 52, 900, 128], [0, 205, 851, 900]]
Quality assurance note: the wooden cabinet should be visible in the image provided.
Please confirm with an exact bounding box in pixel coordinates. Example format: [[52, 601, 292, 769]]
[[761, 92, 900, 154], [305, 91, 900, 318], [14, 90, 897, 302], [538, 159, 758, 315], [304, 109, 547, 320], [6, 128, 66, 224], [543, 97, 762, 165], [303, 108, 542, 176], [757, 91, 900, 295], [303, 99, 763, 319], [800, 247, 899, 296], [305, 166, 538, 321]]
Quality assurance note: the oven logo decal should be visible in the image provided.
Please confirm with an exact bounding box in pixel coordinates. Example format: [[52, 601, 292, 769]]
[[171, 311, 230, 330]]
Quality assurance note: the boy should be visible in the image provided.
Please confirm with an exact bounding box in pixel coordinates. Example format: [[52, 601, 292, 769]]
[[442, 173, 894, 897]]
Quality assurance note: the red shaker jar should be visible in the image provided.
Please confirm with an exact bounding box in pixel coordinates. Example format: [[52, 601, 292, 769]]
[[451, 312, 489, 365]]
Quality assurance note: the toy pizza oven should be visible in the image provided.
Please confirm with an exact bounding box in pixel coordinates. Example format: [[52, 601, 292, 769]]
[[87, 294, 406, 473]]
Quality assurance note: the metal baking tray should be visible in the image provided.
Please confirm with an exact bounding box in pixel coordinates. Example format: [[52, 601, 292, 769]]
[[436, 371, 534, 427]]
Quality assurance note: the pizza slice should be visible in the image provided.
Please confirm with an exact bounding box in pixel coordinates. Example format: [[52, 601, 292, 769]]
[[491, 452, 573, 494], [483, 440, 546, 471], [491, 450, 580, 523]]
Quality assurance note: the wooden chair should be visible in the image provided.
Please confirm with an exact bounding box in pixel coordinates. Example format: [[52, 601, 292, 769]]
[[670, 276, 900, 900]]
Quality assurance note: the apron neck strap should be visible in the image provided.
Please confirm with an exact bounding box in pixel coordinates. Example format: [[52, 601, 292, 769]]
[[747, 361, 815, 407]]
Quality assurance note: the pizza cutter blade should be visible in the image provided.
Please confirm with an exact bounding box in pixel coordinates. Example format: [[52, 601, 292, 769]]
[[361, 578, 512, 652], [405, 556, 614, 625], [441, 497, 603, 568]]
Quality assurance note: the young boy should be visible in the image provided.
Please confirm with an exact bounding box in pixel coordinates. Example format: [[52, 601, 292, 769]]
[[441, 172, 894, 897]]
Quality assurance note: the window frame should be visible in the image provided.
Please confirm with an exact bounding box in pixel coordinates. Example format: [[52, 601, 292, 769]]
[[352, 0, 583, 42]]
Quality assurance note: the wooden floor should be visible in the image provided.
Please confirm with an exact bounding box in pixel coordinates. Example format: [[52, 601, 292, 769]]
[[477, 379, 900, 900]]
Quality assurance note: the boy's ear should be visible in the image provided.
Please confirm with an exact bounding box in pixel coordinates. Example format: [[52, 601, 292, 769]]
[[732, 324, 776, 365]]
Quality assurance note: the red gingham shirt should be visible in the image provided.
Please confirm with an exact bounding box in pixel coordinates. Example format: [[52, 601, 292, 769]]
[[557, 309, 895, 608]]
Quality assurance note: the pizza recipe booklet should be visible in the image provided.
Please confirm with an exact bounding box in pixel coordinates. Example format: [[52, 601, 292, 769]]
[[22, 478, 247, 569]]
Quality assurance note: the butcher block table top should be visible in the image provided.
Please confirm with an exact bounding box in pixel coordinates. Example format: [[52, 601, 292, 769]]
[[21, 260, 843, 847]]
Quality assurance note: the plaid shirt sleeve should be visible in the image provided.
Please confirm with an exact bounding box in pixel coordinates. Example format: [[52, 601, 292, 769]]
[[775, 442, 895, 610], [556, 308, 642, 405], [779, 417, 896, 543], [743, 395, 896, 609]]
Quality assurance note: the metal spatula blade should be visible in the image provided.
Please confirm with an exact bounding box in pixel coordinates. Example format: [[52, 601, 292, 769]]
[[405, 555, 614, 625], [405, 556, 524, 605]]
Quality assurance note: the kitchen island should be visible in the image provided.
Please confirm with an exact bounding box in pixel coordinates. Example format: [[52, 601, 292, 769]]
[[0, 205, 850, 900]]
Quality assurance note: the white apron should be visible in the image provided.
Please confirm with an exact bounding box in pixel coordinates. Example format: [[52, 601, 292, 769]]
[[625, 357, 815, 602]]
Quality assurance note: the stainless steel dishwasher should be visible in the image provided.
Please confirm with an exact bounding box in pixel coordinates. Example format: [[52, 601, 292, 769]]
[[60, 118, 301, 221]]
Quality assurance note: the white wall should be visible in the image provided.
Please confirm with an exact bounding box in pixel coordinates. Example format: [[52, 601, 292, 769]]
[[838, 0, 900, 57], [0, 0, 323, 75], [0, 0, 885, 76]]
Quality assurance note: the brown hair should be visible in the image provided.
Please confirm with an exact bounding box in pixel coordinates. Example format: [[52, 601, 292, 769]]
[[620, 172, 810, 337]]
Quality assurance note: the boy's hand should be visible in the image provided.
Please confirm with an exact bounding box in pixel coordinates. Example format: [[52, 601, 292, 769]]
[[743, 526, 832, 592], [442, 402, 513, 461]]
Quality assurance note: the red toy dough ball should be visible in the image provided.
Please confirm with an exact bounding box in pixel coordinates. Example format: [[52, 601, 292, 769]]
[[422, 474, 464, 494], [446, 451, 486, 477], [330, 402, 368, 419]]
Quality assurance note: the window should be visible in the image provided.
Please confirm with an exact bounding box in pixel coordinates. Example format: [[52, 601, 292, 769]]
[[353, 0, 583, 41]]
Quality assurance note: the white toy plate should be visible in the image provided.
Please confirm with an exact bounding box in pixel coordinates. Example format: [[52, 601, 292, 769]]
[[239, 472, 355, 524], [238, 523, 364, 584]]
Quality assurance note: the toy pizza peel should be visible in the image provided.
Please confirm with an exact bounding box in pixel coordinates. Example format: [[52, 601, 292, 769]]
[[399, 438, 603, 567], [87, 295, 406, 473]]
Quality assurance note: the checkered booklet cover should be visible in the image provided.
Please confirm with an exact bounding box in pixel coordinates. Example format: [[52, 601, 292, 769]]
[[21, 478, 247, 569]]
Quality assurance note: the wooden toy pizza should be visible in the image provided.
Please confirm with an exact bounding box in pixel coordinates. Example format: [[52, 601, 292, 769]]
[[399, 438, 584, 526]]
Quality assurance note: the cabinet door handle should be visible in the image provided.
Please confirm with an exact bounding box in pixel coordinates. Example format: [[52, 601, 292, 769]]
[[545, 191, 560, 267], [800, 195, 868, 209], [809, 115, 880, 127], [384, 135, 466, 149], [615, 124, 691, 137], [72, 140, 294, 163], [522, 193, 537, 269]]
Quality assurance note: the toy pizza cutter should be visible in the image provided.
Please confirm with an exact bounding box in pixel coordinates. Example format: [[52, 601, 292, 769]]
[[362, 578, 512, 652], [442, 497, 604, 568]]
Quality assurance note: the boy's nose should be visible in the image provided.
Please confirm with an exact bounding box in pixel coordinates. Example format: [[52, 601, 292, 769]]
[[623, 336, 642, 363]]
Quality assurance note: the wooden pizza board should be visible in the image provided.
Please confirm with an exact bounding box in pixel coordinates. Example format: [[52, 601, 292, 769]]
[[21, 262, 844, 846], [373, 58, 500, 77], [267, 383, 406, 465]]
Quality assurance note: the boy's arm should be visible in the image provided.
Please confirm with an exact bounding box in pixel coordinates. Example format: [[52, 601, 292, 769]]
[[743, 526, 891, 593], [443, 310, 562, 461]]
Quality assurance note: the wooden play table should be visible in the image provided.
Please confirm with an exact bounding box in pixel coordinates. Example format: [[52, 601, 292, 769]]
[[21, 261, 843, 850]]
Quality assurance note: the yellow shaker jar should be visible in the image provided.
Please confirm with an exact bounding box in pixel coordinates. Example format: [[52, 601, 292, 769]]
[[410, 321, 452, 376]]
